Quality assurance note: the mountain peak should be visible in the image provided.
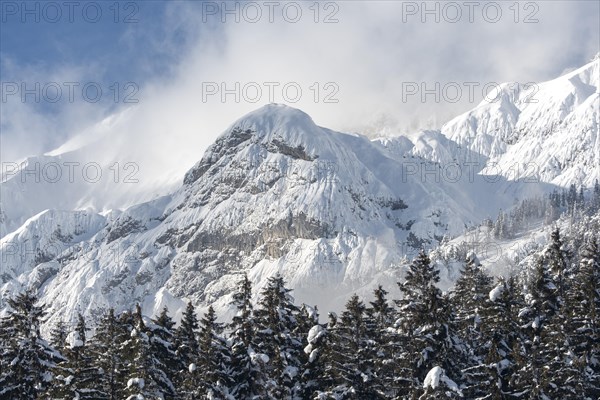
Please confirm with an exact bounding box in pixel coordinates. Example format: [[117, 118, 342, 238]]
[[183, 104, 324, 185], [226, 103, 319, 138]]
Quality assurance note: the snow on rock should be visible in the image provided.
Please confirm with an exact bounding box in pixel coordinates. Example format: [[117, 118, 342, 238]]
[[304, 344, 313, 355], [9, 102, 512, 329], [466, 250, 480, 265], [284, 365, 298, 378]]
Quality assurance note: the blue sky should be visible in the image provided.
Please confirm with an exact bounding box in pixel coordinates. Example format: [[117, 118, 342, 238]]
[[1, 1, 599, 162], [1, 1, 201, 112]]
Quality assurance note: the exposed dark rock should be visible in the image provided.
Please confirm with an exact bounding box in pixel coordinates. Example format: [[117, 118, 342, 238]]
[[267, 138, 316, 161], [106, 217, 146, 244], [184, 127, 254, 185]]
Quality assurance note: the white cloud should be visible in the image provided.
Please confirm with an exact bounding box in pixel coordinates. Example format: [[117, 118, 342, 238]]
[[2, 0, 598, 176]]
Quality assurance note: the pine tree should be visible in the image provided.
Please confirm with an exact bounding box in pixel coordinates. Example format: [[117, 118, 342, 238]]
[[175, 301, 200, 367], [300, 321, 327, 398], [451, 252, 493, 344], [567, 238, 600, 397], [330, 294, 385, 399], [228, 274, 262, 398], [545, 191, 561, 224], [46, 313, 103, 399], [509, 258, 559, 398], [460, 276, 525, 399], [253, 274, 304, 399], [546, 227, 568, 300], [450, 253, 497, 398], [89, 308, 129, 399], [311, 312, 340, 399], [122, 304, 175, 399], [181, 306, 232, 399], [366, 285, 397, 398], [49, 319, 69, 354], [150, 306, 181, 398], [395, 250, 462, 398], [0, 291, 64, 399], [567, 183, 578, 214], [171, 300, 201, 397], [296, 304, 321, 398]]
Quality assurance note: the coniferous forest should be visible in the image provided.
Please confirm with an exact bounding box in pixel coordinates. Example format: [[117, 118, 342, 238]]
[[1, 191, 599, 400]]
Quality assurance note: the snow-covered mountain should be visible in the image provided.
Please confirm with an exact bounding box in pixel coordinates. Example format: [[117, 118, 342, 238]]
[[441, 57, 599, 187], [1, 104, 511, 328], [1, 59, 598, 329], [0, 108, 202, 239]]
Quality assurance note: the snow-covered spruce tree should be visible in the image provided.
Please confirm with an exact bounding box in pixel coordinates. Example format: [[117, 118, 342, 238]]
[[493, 210, 511, 239], [471, 276, 525, 399], [46, 313, 105, 399], [531, 228, 583, 399], [365, 285, 398, 397], [181, 305, 233, 399], [451, 252, 493, 348], [89, 308, 129, 400], [0, 291, 64, 400], [149, 306, 181, 398], [545, 190, 562, 224], [122, 304, 175, 399], [537, 251, 586, 397], [322, 293, 385, 399], [311, 312, 340, 399], [509, 257, 559, 399], [175, 301, 200, 367], [172, 300, 200, 394], [253, 274, 304, 399], [394, 250, 462, 398], [299, 319, 328, 398], [228, 274, 263, 398], [449, 253, 496, 398], [566, 238, 600, 397], [49, 319, 69, 354], [295, 304, 321, 398], [546, 227, 569, 300]]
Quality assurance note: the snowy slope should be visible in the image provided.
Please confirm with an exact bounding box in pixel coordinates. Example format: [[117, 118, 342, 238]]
[[429, 211, 600, 295], [0, 209, 106, 293], [0, 109, 196, 239], [442, 57, 599, 187]]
